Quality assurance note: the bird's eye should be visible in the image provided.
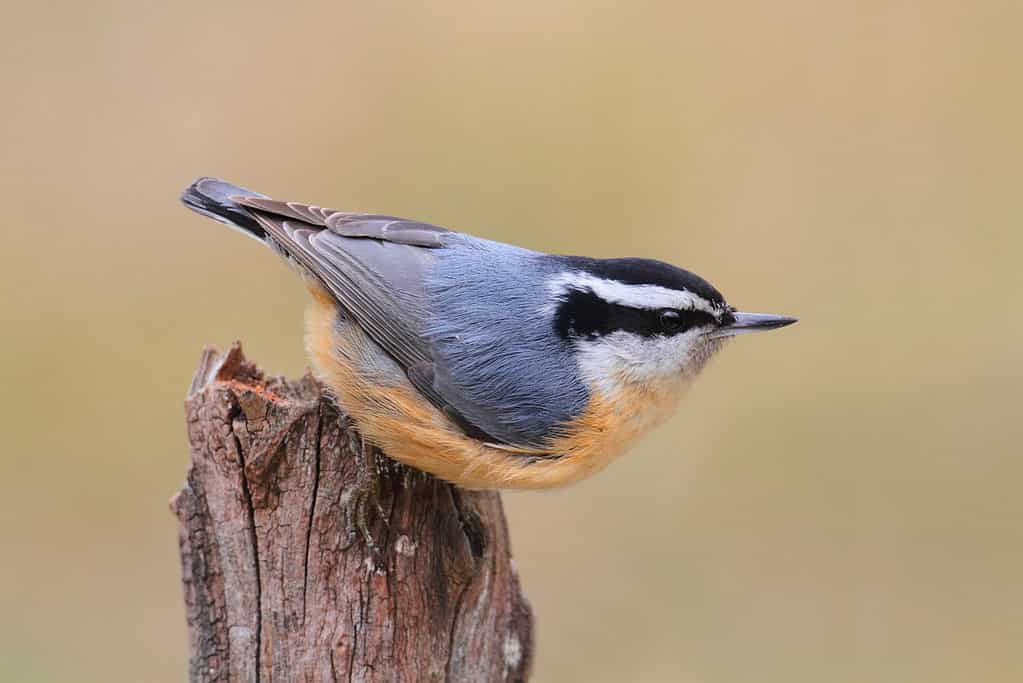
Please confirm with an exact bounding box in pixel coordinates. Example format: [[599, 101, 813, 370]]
[[658, 309, 684, 333]]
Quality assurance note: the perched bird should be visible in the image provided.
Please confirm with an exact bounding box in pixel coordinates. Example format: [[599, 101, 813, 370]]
[[182, 177, 796, 496]]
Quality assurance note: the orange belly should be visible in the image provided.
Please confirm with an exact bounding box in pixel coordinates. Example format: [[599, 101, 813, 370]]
[[304, 291, 686, 489]]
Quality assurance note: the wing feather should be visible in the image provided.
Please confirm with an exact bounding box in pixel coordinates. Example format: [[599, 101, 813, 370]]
[[252, 216, 432, 368], [242, 204, 504, 442], [234, 195, 450, 246]]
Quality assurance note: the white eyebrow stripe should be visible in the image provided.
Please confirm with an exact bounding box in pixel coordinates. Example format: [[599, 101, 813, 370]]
[[547, 271, 719, 315]]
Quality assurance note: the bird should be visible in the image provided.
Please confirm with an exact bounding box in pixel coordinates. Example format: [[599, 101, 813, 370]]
[[182, 177, 795, 538]]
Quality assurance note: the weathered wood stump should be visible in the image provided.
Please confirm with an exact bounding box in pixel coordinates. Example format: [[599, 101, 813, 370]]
[[170, 344, 533, 682]]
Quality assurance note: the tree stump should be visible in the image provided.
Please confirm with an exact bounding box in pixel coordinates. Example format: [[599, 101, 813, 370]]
[[170, 344, 534, 682]]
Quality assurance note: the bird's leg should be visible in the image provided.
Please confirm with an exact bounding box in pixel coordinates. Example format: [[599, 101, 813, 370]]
[[342, 433, 389, 556]]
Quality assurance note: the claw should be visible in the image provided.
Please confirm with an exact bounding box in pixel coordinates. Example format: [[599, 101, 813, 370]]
[[341, 435, 388, 557]]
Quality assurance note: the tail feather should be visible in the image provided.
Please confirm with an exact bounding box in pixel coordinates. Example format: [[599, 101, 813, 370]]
[[180, 177, 269, 241]]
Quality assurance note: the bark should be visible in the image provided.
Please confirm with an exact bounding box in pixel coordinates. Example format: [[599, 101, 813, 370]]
[[170, 344, 533, 682]]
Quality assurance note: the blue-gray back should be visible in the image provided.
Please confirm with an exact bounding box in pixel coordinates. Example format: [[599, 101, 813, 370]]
[[424, 236, 589, 447]]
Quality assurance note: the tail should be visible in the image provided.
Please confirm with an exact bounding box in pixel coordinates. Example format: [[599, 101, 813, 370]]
[[180, 177, 270, 242]]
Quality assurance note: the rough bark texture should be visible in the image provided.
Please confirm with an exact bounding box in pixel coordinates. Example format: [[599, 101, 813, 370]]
[[170, 344, 533, 682]]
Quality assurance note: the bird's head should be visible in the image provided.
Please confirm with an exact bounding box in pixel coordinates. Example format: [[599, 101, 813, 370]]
[[549, 258, 796, 394]]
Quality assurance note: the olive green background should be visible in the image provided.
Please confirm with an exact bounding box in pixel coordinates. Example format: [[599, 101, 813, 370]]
[[2, 2, 1021, 681]]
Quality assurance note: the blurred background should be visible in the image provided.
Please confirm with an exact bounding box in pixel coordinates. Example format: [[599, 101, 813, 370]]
[[2, 2, 1021, 681]]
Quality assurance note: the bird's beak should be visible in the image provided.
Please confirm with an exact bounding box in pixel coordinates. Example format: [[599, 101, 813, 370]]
[[707, 311, 798, 339]]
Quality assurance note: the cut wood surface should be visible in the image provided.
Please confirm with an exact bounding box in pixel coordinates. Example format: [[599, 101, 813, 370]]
[[170, 344, 534, 682]]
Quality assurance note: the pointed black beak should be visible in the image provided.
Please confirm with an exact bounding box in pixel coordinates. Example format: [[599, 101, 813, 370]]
[[708, 311, 798, 339]]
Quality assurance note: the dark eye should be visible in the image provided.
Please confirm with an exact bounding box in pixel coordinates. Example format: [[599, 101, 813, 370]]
[[658, 309, 684, 334]]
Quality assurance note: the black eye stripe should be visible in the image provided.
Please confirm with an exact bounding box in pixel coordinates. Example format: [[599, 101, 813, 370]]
[[554, 288, 717, 341]]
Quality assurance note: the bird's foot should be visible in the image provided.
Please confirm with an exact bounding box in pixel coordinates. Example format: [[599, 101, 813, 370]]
[[341, 435, 389, 558]]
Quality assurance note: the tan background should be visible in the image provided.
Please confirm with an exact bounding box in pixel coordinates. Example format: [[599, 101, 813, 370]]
[[2, 2, 1021, 681]]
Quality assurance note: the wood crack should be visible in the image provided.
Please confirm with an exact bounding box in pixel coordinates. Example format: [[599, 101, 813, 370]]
[[302, 406, 323, 624], [229, 410, 262, 683]]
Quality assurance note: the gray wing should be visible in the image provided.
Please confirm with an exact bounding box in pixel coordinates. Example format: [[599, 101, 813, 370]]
[[233, 195, 508, 444], [236, 196, 450, 247]]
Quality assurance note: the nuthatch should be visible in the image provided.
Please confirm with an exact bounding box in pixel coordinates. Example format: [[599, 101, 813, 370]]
[[183, 177, 796, 494]]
